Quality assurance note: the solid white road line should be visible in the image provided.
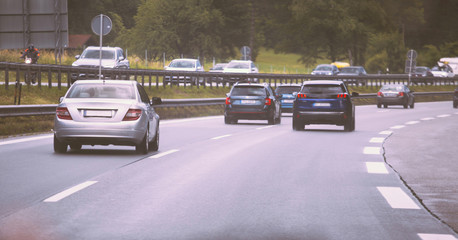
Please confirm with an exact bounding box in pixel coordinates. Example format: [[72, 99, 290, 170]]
[[149, 149, 180, 159], [369, 137, 385, 143], [366, 162, 389, 174], [390, 125, 405, 129], [418, 233, 457, 240], [377, 187, 420, 209], [211, 134, 231, 140], [379, 130, 393, 135], [363, 147, 381, 155], [44, 181, 98, 203], [0, 134, 53, 146]]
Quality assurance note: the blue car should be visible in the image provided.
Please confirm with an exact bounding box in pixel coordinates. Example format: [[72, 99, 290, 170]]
[[275, 84, 302, 113], [292, 80, 358, 131]]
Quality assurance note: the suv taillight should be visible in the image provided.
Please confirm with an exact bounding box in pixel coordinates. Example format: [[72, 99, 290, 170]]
[[297, 93, 307, 98], [123, 109, 142, 121], [337, 94, 347, 98], [56, 107, 72, 120], [225, 97, 231, 105], [265, 98, 272, 105], [377, 92, 383, 97], [398, 92, 404, 97]]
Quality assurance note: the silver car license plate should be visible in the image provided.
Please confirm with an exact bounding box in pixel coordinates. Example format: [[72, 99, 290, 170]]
[[84, 110, 112, 117]]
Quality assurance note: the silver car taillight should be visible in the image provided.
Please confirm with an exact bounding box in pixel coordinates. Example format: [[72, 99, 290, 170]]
[[123, 109, 142, 121]]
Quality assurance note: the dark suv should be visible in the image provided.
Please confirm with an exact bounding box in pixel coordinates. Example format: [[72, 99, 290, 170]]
[[292, 80, 358, 131], [225, 82, 281, 124]]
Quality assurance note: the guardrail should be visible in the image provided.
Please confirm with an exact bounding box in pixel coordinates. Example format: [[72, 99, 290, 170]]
[[0, 92, 453, 118], [1, 61, 457, 90]]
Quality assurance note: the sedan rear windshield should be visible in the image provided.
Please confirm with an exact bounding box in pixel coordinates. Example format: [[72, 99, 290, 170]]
[[381, 86, 403, 91], [169, 60, 195, 68], [301, 84, 345, 94], [66, 84, 135, 99], [231, 86, 266, 96]]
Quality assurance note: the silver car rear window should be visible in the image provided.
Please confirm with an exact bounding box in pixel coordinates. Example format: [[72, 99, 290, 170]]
[[66, 84, 135, 99]]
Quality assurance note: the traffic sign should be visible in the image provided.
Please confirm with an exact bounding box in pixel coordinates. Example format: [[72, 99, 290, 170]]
[[407, 49, 417, 60], [91, 14, 112, 36]]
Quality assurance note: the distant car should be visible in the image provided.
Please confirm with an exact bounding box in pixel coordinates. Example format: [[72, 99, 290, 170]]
[[164, 58, 204, 85], [209, 63, 227, 73], [275, 84, 302, 113], [411, 66, 434, 85], [222, 60, 259, 83], [376, 84, 415, 109], [431, 65, 454, 78], [53, 80, 162, 154], [337, 66, 368, 86], [292, 80, 357, 131], [224, 82, 281, 125], [311, 64, 339, 76], [454, 87, 458, 108], [71, 46, 130, 81], [209, 63, 228, 83]]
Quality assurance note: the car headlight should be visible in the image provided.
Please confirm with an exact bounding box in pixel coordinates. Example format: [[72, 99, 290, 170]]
[[72, 63, 79, 67]]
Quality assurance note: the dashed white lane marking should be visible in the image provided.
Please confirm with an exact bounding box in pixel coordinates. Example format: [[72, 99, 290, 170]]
[[256, 126, 274, 130], [405, 121, 420, 125], [421, 117, 435, 121], [363, 147, 381, 155], [437, 114, 451, 118], [377, 187, 420, 209], [161, 116, 222, 125], [44, 181, 98, 203], [366, 162, 389, 174], [149, 149, 179, 159], [418, 233, 457, 240], [390, 125, 405, 129], [211, 134, 231, 140], [0, 134, 53, 146], [379, 130, 392, 135], [370, 137, 385, 143]]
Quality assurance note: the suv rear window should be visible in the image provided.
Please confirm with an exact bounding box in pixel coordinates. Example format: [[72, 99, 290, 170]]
[[301, 84, 345, 94], [231, 86, 266, 96]]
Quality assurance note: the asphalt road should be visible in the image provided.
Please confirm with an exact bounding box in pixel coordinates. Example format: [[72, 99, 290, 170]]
[[0, 101, 457, 240]]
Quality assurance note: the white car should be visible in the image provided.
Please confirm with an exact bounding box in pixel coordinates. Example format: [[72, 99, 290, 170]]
[[431, 65, 455, 78], [164, 58, 204, 85], [222, 60, 259, 83]]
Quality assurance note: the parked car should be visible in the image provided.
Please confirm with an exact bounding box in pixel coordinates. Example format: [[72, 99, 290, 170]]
[[275, 84, 302, 113], [222, 60, 259, 83], [337, 66, 368, 86], [431, 65, 454, 78], [376, 84, 415, 109], [225, 82, 281, 125], [292, 80, 357, 131], [71, 46, 130, 82], [311, 64, 339, 76], [164, 58, 204, 85], [53, 80, 162, 154], [454, 87, 458, 108]]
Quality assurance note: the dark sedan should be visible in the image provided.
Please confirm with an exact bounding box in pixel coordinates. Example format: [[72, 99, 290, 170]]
[[377, 84, 415, 109]]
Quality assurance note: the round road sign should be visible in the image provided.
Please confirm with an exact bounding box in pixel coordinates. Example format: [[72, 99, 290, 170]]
[[91, 14, 112, 36]]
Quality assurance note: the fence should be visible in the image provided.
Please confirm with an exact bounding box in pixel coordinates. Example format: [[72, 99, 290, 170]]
[[1, 61, 458, 90]]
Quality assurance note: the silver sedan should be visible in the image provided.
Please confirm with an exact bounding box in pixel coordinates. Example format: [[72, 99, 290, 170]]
[[53, 80, 162, 154]]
